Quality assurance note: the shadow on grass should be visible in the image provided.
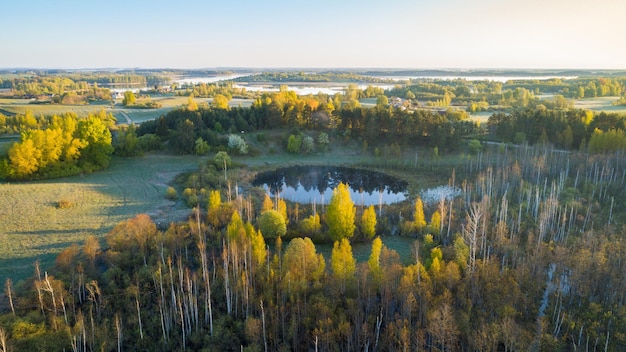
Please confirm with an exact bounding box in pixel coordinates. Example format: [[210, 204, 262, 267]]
[[0, 253, 57, 287]]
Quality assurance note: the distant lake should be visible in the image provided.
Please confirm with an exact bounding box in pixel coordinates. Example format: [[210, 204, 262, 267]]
[[174, 74, 251, 86], [252, 165, 408, 206], [379, 75, 579, 82], [233, 83, 395, 95]]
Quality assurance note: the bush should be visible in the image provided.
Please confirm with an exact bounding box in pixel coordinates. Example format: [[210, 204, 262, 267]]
[[165, 187, 178, 200], [57, 199, 73, 209]]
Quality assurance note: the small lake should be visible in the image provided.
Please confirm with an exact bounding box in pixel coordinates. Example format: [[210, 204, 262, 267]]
[[252, 165, 408, 206]]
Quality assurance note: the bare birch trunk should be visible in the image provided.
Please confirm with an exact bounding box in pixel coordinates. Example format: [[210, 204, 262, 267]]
[[4, 279, 15, 316]]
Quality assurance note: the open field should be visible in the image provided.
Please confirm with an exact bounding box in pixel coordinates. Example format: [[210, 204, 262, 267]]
[[0, 135, 18, 156], [574, 96, 626, 114], [0, 154, 202, 284], [0, 98, 111, 116]]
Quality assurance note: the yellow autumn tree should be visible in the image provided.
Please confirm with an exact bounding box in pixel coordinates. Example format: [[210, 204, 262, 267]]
[[361, 205, 377, 239], [326, 182, 356, 241], [330, 238, 356, 293], [414, 197, 427, 232]]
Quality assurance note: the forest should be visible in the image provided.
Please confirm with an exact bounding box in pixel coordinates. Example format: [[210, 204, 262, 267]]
[[1, 71, 626, 350]]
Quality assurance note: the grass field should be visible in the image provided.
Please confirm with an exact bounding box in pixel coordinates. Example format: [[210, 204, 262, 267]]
[[0, 98, 110, 116], [0, 135, 18, 156], [573, 97, 626, 114], [0, 154, 202, 284]]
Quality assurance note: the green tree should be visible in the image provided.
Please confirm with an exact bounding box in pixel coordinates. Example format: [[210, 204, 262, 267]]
[[282, 237, 325, 291], [122, 91, 136, 106], [214, 151, 231, 179], [317, 132, 329, 152], [258, 210, 287, 239], [361, 205, 377, 239], [114, 124, 141, 157], [77, 115, 114, 171], [376, 95, 389, 107], [287, 134, 302, 153], [326, 182, 356, 241], [301, 135, 314, 154], [468, 139, 482, 154], [194, 137, 210, 155]]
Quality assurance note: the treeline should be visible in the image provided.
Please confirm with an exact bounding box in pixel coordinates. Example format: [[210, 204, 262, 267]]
[[387, 77, 625, 109], [138, 90, 480, 154], [0, 110, 115, 180], [2, 75, 112, 103], [232, 71, 395, 84], [488, 108, 626, 152], [175, 82, 259, 99], [1, 142, 626, 350]]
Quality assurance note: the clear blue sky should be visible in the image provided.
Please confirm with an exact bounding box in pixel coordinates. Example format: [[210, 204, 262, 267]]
[[2, 0, 624, 69]]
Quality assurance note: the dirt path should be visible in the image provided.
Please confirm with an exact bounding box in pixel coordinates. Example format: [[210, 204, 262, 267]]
[[118, 111, 133, 124]]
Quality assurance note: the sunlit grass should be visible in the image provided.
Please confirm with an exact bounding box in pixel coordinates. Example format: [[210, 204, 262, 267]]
[[0, 154, 201, 284]]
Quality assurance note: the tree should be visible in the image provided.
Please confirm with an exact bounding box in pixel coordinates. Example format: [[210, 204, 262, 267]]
[[317, 132, 329, 151], [301, 135, 314, 154], [122, 91, 136, 106], [326, 182, 356, 241], [114, 124, 141, 157], [258, 210, 286, 239], [376, 95, 389, 107], [282, 237, 325, 291], [287, 134, 302, 153], [430, 210, 441, 236], [261, 194, 273, 212], [468, 139, 482, 154], [368, 237, 383, 283], [212, 94, 230, 109], [361, 205, 377, 239], [214, 151, 231, 179], [187, 94, 198, 111], [76, 115, 114, 171], [413, 197, 427, 232], [194, 137, 210, 155], [330, 238, 356, 293], [228, 134, 248, 155], [7, 138, 40, 178]]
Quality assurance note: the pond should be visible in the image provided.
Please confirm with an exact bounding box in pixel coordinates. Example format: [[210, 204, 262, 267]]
[[252, 165, 408, 206]]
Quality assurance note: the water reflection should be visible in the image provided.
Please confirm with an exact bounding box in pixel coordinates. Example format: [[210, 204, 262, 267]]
[[252, 166, 408, 205]]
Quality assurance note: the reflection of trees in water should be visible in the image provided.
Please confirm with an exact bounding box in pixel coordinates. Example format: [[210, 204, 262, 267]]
[[253, 166, 408, 198]]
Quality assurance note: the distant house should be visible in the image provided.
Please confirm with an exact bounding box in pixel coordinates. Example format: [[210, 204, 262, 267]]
[[390, 97, 406, 110]]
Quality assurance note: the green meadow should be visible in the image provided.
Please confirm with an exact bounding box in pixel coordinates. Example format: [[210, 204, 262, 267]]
[[0, 154, 202, 284]]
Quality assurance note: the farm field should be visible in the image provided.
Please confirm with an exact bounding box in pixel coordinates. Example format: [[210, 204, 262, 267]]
[[0, 153, 202, 284]]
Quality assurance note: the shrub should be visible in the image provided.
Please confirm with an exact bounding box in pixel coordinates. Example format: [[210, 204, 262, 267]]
[[165, 187, 178, 200], [57, 199, 73, 209]]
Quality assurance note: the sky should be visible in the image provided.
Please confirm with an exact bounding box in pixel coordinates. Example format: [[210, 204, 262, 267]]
[[1, 0, 625, 69]]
